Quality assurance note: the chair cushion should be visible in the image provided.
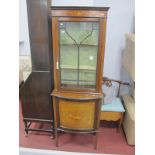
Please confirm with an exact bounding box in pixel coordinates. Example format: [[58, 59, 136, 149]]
[[101, 98, 125, 112]]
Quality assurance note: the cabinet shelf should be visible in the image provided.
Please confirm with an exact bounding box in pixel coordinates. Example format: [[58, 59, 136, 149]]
[[60, 44, 98, 47], [60, 67, 96, 71]]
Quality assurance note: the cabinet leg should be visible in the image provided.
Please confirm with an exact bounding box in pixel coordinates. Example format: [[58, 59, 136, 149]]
[[50, 133, 54, 139], [25, 133, 28, 137], [94, 132, 99, 149], [55, 130, 58, 147], [50, 124, 55, 139], [23, 120, 29, 136]]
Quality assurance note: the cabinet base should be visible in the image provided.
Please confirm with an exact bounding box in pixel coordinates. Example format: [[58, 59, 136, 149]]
[[54, 127, 99, 149], [23, 118, 54, 138]]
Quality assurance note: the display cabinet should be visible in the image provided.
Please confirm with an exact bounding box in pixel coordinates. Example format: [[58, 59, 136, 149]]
[[51, 7, 109, 148]]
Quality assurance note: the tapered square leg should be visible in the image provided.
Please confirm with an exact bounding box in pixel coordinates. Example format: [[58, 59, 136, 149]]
[[94, 132, 99, 149], [55, 130, 58, 147]]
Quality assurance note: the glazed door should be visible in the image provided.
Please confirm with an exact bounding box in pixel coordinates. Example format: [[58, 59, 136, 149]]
[[52, 17, 103, 92]]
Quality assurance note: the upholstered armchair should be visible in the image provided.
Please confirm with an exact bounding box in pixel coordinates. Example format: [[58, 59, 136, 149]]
[[101, 77, 129, 131]]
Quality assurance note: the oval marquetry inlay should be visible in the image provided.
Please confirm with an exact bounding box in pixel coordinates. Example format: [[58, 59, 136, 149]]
[[69, 114, 80, 120], [77, 11, 81, 16], [100, 13, 105, 16]]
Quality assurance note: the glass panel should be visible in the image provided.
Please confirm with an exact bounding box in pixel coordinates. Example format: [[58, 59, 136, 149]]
[[59, 21, 99, 89]]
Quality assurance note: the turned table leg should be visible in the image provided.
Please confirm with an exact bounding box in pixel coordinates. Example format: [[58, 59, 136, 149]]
[[23, 120, 29, 137]]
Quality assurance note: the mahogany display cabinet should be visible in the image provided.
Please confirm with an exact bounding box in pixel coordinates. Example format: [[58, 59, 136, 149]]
[[50, 7, 109, 148]]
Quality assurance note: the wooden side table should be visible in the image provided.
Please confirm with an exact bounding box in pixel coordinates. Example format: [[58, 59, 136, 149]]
[[100, 98, 125, 131]]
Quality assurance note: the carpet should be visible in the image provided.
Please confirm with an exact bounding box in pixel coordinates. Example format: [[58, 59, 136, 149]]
[[19, 104, 135, 155]]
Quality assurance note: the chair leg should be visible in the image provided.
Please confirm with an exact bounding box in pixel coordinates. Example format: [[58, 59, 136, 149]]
[[118, 113, 124, 132], [94, 132, 99, 149]]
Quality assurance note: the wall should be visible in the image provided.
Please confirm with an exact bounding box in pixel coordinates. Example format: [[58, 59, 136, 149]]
[[93, 0, 135, 80], [52, 0, 93, 6], [19, 0, 30, 55], [19, 0, 32, 81], [19, 0, 135, 80]]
